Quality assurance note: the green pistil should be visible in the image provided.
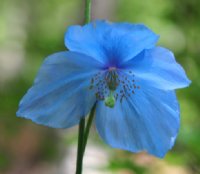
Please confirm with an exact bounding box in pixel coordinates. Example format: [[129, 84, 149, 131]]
[[104, 91, 115, 108]]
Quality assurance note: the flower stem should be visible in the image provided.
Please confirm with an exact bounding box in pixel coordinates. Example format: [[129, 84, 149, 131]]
[[75, 104, 96, 174], [85, 0, 92, 23], [75, 0, 92, 173], [82, 104, 96, 154], [76, 118, 85, 174]]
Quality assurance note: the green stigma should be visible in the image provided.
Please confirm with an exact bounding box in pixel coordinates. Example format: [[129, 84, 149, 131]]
[[104, 91, 115, 108]]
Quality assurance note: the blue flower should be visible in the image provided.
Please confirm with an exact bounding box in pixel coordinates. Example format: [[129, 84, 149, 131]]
[[17, 20, 191, 158]]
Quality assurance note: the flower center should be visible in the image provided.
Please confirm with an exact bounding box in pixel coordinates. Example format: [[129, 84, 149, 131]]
[[89, 68, 140, 108], [105, 67, 119, 91]]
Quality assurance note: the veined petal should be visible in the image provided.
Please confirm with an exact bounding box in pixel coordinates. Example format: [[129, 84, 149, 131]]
[[95, 87, 180, 158], [65, 20, 159, 65], [17, 51, 102, 128], [121, 47, 191, 90]]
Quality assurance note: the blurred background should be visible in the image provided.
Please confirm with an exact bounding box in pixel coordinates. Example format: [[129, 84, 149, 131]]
[[0, 0, 199, 173]]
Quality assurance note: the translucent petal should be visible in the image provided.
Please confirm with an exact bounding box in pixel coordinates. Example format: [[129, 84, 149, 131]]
[[17, 51, 102, 128], [95, 87, 180, 158], [65, 20, 159, 65], [121, 47, 191, 90]]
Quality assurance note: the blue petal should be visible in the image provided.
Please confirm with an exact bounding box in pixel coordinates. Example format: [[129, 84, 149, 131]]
[[121, 46, 191, 90], [17, 51, 103, 128], [95, 87, 180, 158], [65, 20, 159, 65]]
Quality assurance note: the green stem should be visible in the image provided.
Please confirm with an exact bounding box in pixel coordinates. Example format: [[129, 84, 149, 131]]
[[82, 103, 96, 154], [85, 0, 92, 23], [76, 118, 85, 174], [75, 0, 92, 173], [75, 104, 96, 174]]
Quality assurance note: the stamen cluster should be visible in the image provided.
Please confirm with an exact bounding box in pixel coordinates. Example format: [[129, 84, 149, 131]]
[[89, 68, 140, 107]]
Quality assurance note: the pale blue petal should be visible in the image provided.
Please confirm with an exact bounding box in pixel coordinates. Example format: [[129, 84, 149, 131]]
[[121, 46, 191, 90], [17, 51, 103, 128], [65, 20, 159, 65], [95, 87, 180, 158]]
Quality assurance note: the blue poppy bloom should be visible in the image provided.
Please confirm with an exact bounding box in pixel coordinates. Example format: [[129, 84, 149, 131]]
[[17, 20, 191, 158]]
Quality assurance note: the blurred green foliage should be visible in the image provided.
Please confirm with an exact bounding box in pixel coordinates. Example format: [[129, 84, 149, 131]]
[[0, 0, 200, 173]]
